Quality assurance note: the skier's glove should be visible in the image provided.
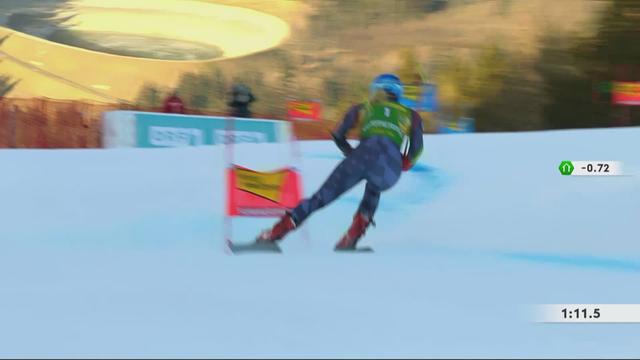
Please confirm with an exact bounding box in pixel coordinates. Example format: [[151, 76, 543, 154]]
[[331, 132, 354, 157], [402, 155, 413, 171]]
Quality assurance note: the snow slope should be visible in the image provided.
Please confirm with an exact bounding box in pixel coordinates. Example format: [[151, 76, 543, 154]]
[[1, 128, 639, 358]]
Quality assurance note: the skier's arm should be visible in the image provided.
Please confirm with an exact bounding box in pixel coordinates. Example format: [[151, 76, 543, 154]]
[[331, 104, 362, 156], [333, 104, 362, 138], [403, 110, 424, 170]]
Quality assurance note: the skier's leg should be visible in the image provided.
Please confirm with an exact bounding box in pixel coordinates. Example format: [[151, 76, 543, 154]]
[[291, 153, 366, 225], [335, 182, 380, 249], [257, 150, 367, 242], [357, 147, 400, 220], [336, 137, 403, 249], [357, 182, 382, 220], [365, 137, 403, 192], [355, 137, 402, 221]]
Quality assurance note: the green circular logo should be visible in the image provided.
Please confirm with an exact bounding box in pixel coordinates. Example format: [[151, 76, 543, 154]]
[[559, 160, 574, 176]]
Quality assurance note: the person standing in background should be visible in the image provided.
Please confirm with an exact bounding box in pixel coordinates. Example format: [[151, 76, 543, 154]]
[[163, 91, 185, 114], [228, 83, 255, 118]]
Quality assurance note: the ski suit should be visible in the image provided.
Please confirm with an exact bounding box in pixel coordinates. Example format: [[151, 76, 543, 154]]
[[290, 100, 424, 225]]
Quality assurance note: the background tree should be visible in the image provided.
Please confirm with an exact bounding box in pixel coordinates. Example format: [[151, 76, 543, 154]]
[[0, 37, 20, 99], [0, 74, 19, 98], [538, 0, 640, 129], [135, 83, 164, 109], [398, 47, 424, 85], [436, 44, 508, 125]]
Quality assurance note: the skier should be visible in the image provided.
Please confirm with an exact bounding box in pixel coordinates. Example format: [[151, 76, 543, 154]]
[[256, 73, 424, 250]]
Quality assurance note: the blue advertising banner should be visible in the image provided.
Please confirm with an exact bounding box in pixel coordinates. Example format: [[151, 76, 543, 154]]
[[103, 111, 291, 148], [400, 83, 438, 112], [439, 117, 475, 134]]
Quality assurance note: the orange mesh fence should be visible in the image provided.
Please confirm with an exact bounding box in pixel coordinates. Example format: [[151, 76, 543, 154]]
[[0, 98, 340, 148]]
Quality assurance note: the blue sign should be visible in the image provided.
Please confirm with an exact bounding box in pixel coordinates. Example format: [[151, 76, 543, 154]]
[[102, 111, 291, 148], [439, 117, 475, 134], [421, 84, 439, 112], [400, 83, 439, 112]]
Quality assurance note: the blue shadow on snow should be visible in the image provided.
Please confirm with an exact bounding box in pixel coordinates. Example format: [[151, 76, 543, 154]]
[[501, 251, 640, 272]]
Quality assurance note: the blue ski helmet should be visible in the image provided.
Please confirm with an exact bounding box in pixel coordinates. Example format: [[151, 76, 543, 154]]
[[369, 73, 403, 100]]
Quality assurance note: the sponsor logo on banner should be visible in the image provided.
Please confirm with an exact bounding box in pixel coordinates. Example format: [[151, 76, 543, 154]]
[[287, 100, 321, 121], [149, 126, 203, 147], [121, 112, 287, 148], [226, 166, 303, 217], [612, 82, 640, 105], [235, 168, 287, 203], [214, 130, 267, 144]]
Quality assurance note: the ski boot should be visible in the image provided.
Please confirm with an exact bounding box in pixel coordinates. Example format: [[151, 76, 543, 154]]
[[256, 212, 297, 244], [335, 212, 374, 251]]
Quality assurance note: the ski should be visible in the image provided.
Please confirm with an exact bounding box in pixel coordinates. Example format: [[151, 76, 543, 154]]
[[334, 246, 374, 253], [227, 240, 282, 254], [226, 240, 373, 254]]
